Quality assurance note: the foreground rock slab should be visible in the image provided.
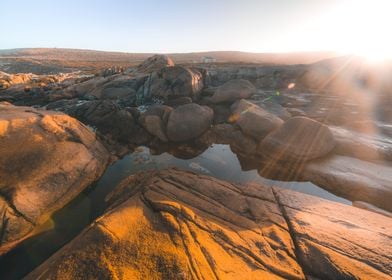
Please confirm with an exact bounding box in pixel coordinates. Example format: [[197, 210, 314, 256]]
[[0, 103, 109, 255], [27, 169, 392, 280]]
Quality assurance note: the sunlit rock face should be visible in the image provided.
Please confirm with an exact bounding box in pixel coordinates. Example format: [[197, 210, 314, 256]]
[[136, 54, 175, 73], [26, 169, 392, 280], [0, 71, 34, 87], [0, 103, 110, 255]]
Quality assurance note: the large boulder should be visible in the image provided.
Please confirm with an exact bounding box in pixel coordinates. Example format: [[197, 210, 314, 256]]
[[26, 169, 392, 279], [166, 103, 213, 141], [138, 66, 204, 100], [210, 79, 256, 103], [136, 54, 175, 73], [231, 99, 284, 140], [258, 116, 336, 161], [0, 103, 109, 255]]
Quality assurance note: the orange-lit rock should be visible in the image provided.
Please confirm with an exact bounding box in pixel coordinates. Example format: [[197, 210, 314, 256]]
[[0, 103, 110, 255], [26, 169, 392, 279]]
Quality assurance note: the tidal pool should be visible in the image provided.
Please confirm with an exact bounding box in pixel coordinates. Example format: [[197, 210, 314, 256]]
[[0, 144, 350, 279]]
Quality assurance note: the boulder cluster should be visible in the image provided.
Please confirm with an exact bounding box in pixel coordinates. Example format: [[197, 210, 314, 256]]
[[1, 54, 392, 278]]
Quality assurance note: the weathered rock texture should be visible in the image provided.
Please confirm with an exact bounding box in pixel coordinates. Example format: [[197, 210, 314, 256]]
[[0, 103, 109, 255], [64, 100, 136, 143], [26, 169, 392, 280], [167, 103, 213, 142], [138, 66, 204, 100]]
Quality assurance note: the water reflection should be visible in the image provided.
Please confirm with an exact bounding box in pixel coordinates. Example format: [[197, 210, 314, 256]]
[[127, 144, 350, 204]]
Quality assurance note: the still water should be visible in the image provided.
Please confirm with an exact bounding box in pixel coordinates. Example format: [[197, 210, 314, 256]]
[[0, 144, 350, 279]]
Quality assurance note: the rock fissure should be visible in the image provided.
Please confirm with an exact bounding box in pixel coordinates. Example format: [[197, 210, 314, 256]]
[[271, 187, 311, 280]]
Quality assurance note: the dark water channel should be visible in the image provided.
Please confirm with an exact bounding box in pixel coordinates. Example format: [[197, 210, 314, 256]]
[[0, 144, 350, 279]]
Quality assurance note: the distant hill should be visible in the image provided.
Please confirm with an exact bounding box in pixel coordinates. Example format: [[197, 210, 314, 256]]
[[0, 48, 339, 74], [0, 48, 338, 64]]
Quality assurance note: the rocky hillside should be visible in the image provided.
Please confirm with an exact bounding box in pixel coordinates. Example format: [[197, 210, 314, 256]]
[[0, 48, 338, 74]]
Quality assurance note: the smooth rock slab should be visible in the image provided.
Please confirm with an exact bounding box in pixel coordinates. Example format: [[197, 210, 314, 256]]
[[27, 169, 392, 280], [274, 187, 392, 280], [0, 104, 109, 255]]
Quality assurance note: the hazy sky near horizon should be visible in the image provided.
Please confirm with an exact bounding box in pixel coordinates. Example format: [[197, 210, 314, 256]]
[[1, 0, 391, 55]]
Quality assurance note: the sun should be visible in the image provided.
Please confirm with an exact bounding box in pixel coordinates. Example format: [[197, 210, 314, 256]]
[[322, 0, 392, 63], [310, 0, 392, 62]]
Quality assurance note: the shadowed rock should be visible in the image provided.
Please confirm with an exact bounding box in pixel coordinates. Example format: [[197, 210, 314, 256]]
[[211, 79, 256, 103], [166, 103, 213, 142], [64, 100, 136, 143]]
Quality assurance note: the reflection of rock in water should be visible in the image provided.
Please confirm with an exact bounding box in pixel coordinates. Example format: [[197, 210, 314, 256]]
[[188, 162, 211, 173], [257, 159, 306, 182], [168, 143, 209, 159], [148, 140, 209, 159], [132, 146, 152, 165]]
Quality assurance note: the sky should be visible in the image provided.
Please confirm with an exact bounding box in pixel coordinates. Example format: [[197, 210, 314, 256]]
[[1, 0, 391, 56]]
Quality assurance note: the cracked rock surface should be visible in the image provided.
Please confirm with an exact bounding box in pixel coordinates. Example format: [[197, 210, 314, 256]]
[[26, 168, 392, 280], [0, 103, 110, 255]]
